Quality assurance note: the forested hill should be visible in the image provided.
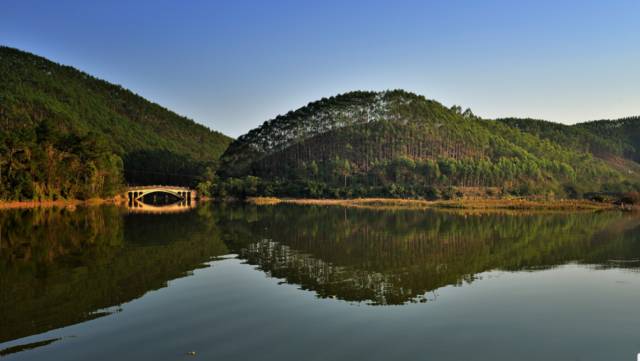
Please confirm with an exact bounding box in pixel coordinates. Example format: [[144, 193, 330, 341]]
[[497, 117, 640, 162], [577, 117, 640, 162], [0, 46, 231, 200], [217, 90, 640, 199]]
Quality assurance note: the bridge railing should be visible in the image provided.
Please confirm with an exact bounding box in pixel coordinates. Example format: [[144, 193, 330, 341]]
[[126, 185, 193, 191]]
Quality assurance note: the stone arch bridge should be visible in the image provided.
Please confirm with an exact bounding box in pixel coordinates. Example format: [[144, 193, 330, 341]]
[[126, 186, 197, 203]]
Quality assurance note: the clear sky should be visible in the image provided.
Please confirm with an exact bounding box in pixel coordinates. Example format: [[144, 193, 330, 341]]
[[2, 0, 639, 137]]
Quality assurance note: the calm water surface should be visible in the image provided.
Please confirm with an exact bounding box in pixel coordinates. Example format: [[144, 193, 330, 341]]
[[1, 203, 640, 360]]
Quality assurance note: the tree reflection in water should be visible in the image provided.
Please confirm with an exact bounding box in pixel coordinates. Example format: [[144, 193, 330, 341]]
[[0, 205, 227, 343], [216, 205, 640, 305], [1, 203, 639, 344]]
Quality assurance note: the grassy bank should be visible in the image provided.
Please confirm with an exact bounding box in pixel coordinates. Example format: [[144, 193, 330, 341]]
[[0, 197, 123, 210], [246, 197, 616, 211], [1, 196, 622, 212]]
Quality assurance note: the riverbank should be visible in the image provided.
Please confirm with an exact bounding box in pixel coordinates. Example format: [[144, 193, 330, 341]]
[[247, 197, 619, 211], [0, 197, 123, 210], [0, 196, 629, 212]]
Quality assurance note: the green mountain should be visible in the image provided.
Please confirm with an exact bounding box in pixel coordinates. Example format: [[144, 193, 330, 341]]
[[218, 90, 640, 199], [498, 116, 640, 192], [577, 117, 640, 162], [0, 46, 231, 200]]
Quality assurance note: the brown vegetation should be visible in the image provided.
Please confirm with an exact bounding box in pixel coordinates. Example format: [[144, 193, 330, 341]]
[[0, 196, 122, 210], [246, 197, 282, 205], [246, 197, 615, 211]]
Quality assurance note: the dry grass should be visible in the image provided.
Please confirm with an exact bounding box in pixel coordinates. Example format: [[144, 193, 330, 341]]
[[246, 197, 282, 205], [0, 196, 121, 210], [432, 198, 612, 210], [246, 197, 614, 211], [0, 199, 81, 210]]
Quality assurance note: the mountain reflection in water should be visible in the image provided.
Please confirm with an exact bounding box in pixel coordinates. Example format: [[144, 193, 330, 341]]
[[220, 205, 640, 305], [1, 203, 640, 344]]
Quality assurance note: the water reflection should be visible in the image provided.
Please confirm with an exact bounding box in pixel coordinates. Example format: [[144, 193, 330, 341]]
[[0, 338, 62, 357], [217, 205, 640, 305], [127, 199, 196, 214], [1, 203, 640, 345], [0, 205, 227, 343]]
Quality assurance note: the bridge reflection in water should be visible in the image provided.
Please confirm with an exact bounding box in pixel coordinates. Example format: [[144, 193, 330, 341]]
[[126, 186, 197, 213]]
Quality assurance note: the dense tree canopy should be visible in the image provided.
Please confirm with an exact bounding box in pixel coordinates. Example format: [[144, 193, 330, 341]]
[[217, 90, 640, 199], [0, 119, 123, 200], [577, 116, 640, 162], [0, 46, 232, 200]]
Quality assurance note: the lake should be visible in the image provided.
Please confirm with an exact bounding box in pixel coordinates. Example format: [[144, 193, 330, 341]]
[[1, 203, 640, 360]]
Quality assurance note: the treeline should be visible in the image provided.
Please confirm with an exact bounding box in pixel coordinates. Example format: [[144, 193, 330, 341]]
[[207, 157, 638, 200], [0, 121, 123, 200]]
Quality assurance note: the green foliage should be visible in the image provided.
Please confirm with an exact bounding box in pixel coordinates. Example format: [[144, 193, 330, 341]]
[[0, 123, 123, 200], [497, 117, 631, 157], [3, 45, 638, 200], [0, 46, 232, 199], [217, 90, 640, 199], [577, 116, 640, 161]]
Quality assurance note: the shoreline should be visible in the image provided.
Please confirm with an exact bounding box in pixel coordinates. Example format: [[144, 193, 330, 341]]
[[0, 196, 632, 212], [247, 197, 622, 211], [0, 197, 123, 210]]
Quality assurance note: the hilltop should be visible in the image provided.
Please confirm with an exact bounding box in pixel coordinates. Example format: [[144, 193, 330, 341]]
[[217, 90, 640, 199], [0, 46, 231, 200]]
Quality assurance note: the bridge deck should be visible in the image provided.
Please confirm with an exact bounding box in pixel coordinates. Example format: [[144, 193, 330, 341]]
[[127, 185, 192, 191]]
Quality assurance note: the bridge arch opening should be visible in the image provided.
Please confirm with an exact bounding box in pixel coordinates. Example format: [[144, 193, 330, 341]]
[[126, 187, 197, 209]]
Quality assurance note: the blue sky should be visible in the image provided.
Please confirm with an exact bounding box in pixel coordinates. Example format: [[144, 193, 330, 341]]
[[2, 0, 639, 137]]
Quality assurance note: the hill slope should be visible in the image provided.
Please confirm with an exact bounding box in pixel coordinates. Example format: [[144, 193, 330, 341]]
[[498, 117, 640, 192], [0, 46, 231, 200], [218, 90, 640, 199], [577, 117, 640, 162]]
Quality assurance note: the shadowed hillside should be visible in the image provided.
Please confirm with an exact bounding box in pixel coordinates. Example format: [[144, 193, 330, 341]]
[[0, 46, 231, 200]]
